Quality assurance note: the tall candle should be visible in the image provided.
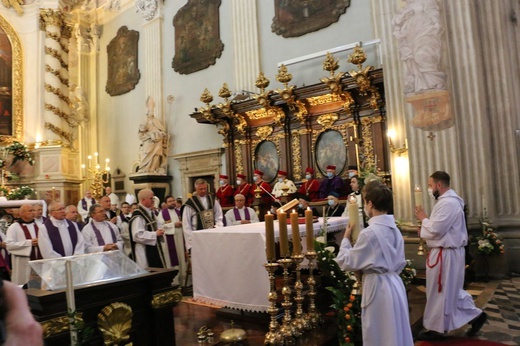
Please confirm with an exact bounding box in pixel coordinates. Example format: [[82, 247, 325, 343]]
[[414, 185, 423, 207], [65, 260, 78, 345], [305, 207, 314, 251], [348, 200, 359, 240], [290, 209, 301, 255], [278, 211, 289, 257], [265, 212, 275, 261]]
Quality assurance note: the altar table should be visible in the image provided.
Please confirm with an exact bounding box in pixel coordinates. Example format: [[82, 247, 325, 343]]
[[192, 217, 348, 312]]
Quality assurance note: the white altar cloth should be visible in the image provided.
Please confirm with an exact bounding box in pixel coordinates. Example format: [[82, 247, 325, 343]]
[[192, 217, 348, 312]]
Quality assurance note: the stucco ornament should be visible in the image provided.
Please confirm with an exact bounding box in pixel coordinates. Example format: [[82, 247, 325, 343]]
[[135, 0, 158, 21]]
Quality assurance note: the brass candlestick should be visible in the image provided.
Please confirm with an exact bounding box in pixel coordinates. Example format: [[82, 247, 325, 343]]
[[264, 262, 283, 345], [290, 254, 306, 333], [277, 258, 296, 344], [417, 220, 425, 256], [304, 251, 321, 328]]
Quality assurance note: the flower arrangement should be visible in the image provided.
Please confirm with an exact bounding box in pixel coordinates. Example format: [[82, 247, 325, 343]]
[[472, 228, 505, 256], [6, 186, 34, 200], [400, 259, 417, 288], [315, 240, 361, 346], [5, 141, 35, 166]]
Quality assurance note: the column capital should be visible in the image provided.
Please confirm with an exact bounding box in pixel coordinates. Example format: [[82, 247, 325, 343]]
[[39, 9, 63, 31]]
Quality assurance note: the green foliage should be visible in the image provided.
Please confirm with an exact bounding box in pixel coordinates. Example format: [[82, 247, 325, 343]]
[[471, 228, 505, 256], [5, 141, 35, 166]]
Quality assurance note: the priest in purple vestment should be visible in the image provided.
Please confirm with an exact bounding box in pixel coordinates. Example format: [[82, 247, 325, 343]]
[[82, 205, 123, 253], [224, 194, 259, 226]]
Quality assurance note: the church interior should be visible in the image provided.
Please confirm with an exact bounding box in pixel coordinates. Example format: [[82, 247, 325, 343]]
[[0, 0, 519, 344]]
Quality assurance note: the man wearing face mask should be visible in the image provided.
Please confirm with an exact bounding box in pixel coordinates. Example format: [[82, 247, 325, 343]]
[[298, 167, 320, 201], [318, 165, 344, 199], [296, 194, 319, 217], [234, 173, 253, 206], [272, 170, 297, 198], [216, 174, 234, 208], [325, 192, 345, 217], [414, 171, 486, 340], [249, 170, 273, 221]]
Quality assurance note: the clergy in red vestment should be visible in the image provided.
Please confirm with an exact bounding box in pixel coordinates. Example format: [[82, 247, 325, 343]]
[[216, 174, 234, 207]]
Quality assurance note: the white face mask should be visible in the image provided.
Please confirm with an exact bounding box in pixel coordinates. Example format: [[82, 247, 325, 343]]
[[327, 172, 334, 178], [348, 172, 355, 178], [327, 199, 335, 206], [427, 188, 435, 199], [278, 178, 283, 183], [305, 174, 312, 180], [219, 180, 225, 185], [253, 176, 258, 182], [236, 180, 241, 186], [298, 203, 304, 209]]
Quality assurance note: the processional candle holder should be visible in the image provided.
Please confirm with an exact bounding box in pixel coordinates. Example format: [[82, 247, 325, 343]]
[[264, 262, 283, 345], [417, 220, 425, 256], [254, 186, 262, 199], [290, 254, 306, 334], [81, 152, 110, 199], [277, 258, 296, 344], [414, 185, 425, 256], [304, 251, 321, 328]]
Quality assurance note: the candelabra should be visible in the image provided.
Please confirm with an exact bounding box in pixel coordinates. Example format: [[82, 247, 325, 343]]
[[278, 258, 295, 344], [304, 251, 321, 328], [264, 262, 283, 345], [290, 254, 307, 332], [81, 152, 110, 199]]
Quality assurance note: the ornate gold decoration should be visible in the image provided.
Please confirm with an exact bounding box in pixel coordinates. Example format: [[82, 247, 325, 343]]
[[2, 0, 23, 15], [348, 46, 383, 111], [245, 108, 269, 120], [317, 113, 339, 129], [0, 15, 22, 144], [39, 9, 63, 31], [61, 24, 72, 40], [44, 46, 68, 69], [41, 313, 84, 338], [199, 88, 215, 122], [44, 122, 73, 146], [44, 83, 70, 104], [254, 72, 272, 108], [97, 302, 133, 345], [44, 103, 77, 127], [45, 64, 69, 86], [292, 100, 308, 125], [255, 72, 270, 91], [275, 64, 296, 109], [256, 126, 273, 141], [291, 130, 302, 180], [151, 289, 183, 309], [233, 114, 247, 134], [361, 117, 376, 168], [310, 122, 351, 178], [306, 93, 342, 106], [234, 139, 244, 174], [320, 52, 345, 94]]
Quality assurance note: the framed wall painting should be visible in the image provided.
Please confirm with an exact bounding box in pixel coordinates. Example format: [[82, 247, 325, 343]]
[[315, 130, 347, 175], [105, 26, 141, 97], [255, 140, 279, 183], [272, 0, 351, 38], [0, 15, 22, 143]]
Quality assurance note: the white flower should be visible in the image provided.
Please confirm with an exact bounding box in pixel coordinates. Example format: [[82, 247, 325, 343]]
[[316, 236, 326, 244], [325, 246, 335, 253]]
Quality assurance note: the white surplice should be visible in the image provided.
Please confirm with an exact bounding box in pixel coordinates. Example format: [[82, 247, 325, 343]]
[[335, 214, 413, 346], [224, 207, 259, 226], [38, 217, 84, 258], [157, 208, 187, 285], [272, 179, 297, 198], [129, 205, 159, 268], [6, 222, 40, 285], [420, 189, 481, 333], [182, 196, 223, 251], [82, 220, 123, 253]]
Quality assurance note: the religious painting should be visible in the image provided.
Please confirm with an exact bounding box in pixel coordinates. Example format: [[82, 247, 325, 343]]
[[105, 26, 140, 97], [171, 0, 224, 75], [315, 130, 347, 175], [0, 15, 22, 143], [255, 141, 279, 183], [272, 0, 351, 38]]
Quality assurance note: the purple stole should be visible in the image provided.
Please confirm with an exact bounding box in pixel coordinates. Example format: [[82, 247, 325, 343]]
[[91, 222, 117, 246], [119, 214, 128, 223], [81, 198, 96, 211], [19, 222, 42, 260], [160, 209, 179, 266], [44, 219, 78, 257], [233, 207, 251, 221]]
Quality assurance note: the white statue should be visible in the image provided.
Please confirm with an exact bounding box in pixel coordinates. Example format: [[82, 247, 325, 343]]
[[70, 85, 89, 124], [138, 96, 168, 174], [392, 0, 446, 95]]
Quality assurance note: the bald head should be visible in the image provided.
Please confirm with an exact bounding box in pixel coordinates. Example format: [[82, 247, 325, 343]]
[[19, 204, 35, 222], [138, 189, 154, 208]]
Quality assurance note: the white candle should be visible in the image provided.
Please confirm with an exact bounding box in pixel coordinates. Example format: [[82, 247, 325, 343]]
[[414, 185, 423, 207], [65, 260, 78, 345]]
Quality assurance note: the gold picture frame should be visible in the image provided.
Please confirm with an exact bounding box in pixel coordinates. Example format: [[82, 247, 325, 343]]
[[0, 15, 23, 144]]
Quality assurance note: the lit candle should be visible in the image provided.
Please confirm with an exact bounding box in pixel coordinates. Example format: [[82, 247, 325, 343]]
[[414, 185, 423, 207], [265, 212, 275, 261], [94, 152, 99, 165], [290, 209, 301, 255], [348, 196, 359, 241], [105, 158, 110, 171], [305, 207, 314, 251], [278, 211, 289, 257], [87, 155, 92, 169]]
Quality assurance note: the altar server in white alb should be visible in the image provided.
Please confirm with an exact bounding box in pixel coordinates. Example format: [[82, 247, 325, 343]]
[[38, 202, 85, 259], [225, 194, 259, 226], [415, 171, 486, 340], [335, 180, 413, 346], [6, 205, 42, 285], [82, 204, 123, 253], [272, 170, 297, 198]]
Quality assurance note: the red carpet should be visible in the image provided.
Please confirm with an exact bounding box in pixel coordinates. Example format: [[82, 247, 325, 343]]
[[416, 338, 505, 345]]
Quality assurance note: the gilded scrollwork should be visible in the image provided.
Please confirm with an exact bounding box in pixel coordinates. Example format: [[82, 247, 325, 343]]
[[44, 46, 68, 69], [97, 302, 133, 345], [44, 83, 70, 104], [39, 9, 63, 31], [0, 15, 22, 144], [44, 122, 73, 146], [361, 117, 375, 168], [306, 93, 342, 107], [233, 114, 247, 134], [292, 100, 308, 125], [41, 313, 84, 338], [291, 130, 302, 180], [45, 64, 69, 86], [256, 126, 273, 141], [310, 122, 352, 178], [317, 113, 339, 129], [347, 46, 383, 111], [151, 289, 183, 309], [234, 139, 244, 174]]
